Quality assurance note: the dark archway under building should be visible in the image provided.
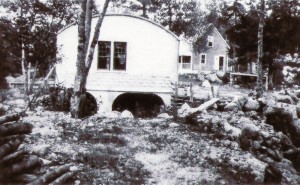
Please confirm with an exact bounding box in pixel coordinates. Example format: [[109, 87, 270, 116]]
[[112, 93, 165, 118]]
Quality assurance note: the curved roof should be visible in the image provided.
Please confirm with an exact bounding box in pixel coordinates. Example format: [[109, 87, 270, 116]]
[[58, 14, 179, 41]]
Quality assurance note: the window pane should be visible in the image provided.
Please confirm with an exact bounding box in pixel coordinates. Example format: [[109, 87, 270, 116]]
[[182, 56, 191, 63], [98, 41, 111, 69], [201, 54, 206, 63], [219, 56, 224, 70], [114, 42, 126, 70]]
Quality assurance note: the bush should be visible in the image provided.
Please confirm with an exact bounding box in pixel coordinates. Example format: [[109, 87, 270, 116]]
[[41, 85, 72, 112]]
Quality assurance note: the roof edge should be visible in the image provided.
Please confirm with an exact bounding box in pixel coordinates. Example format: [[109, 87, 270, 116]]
[[57, 13, 180, 41]]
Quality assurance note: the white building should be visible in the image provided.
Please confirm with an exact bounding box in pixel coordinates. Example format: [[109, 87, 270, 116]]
[[56, 14, 179, 114]]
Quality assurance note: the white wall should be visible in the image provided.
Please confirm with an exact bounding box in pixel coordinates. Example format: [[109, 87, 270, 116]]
[[56, 14, 179, 88]]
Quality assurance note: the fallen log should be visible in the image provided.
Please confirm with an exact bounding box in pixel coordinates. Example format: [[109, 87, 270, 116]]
[[0, 113, 21, 125], [28, 164, 72, 185], [0, 156, 41, 179], [48, 171, 76, 185], [0, 138, 23, 160], [15, 174, 38, 184], [0, 135, 25, 145], [178, 98, 219, 118], [0, 122, 33, 137], [0, 150, 28, 166]]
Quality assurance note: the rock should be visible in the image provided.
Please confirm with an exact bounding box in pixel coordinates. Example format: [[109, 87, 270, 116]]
[[216, 71, 227, 80], [178, 103, 191, 118], [121, 110, 134, 118], [264, 163, 282, 184], [274, 94, 295, 104], [244, 98, 260, 111], [239, 122, 260, 150], [232, 96, 248, 108], [87, 122, 94, 127], [105, 111, 121, 118], [206, 73, 222, 84], [258, 97, 267, 106], [157, 113, 172, 119], [169, 122, 179, 127], [70, 166, 79, 171], [201, 80, 211, 88], [283, 148, 300, 171], [224, 102, 240, 112], [31, 144, 50, 156]]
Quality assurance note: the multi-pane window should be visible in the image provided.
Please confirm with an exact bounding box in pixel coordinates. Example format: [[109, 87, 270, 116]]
[[113, 42, 126, 70], [200, 54, 206, 64], [98, 41, 111, 70], [208, 36, 214, 47], [98, 41, 127, 71], [178, 55, 191, 69]]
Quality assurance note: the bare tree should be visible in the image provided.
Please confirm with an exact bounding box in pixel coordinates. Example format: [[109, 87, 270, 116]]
[[256, 0, 265, 98], [70, 0, 110, 118]]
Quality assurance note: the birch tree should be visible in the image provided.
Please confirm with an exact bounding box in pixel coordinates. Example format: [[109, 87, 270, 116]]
[[70, 0, 110, 118], [256, 0, 265, 98]]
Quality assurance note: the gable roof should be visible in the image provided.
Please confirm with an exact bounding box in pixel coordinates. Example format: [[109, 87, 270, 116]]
[[202, 24, 230, 48], [57, 14, 180, 41]]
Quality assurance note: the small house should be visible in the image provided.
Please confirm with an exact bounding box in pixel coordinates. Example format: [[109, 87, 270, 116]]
[[180, 24, 230, 73], [56, 14, 179, 114]]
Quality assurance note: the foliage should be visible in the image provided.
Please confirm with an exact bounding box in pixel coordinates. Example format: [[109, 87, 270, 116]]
[[41, 86, 73, 112]]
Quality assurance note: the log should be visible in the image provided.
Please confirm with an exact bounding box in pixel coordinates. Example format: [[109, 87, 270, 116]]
[[0, 150, 28, 166], [48, 171, 76, 185], [28, 164, 72, 185], [0, 138, 23, 160], [0, 122, 33, 137], [15, 174, 38, 184], [188, 98, 219, 115], [0, 134, 25, 145], [0, 156, 41, 179], [0, 113, 20, 125]]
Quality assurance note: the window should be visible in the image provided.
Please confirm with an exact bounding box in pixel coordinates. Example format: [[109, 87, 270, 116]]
[[208, 36, 214, 47], [98, 41, 127, 71], [178, 55, 191, 69], [200, 54, 206, 64], [98, 41, 111, 70], [219, 56, 224, 70], [113, 42, 126, 70]]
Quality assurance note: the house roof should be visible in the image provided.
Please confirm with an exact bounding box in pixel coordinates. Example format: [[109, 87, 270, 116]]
[[202, 24, 230, 48], [57, 14, 180, 41]]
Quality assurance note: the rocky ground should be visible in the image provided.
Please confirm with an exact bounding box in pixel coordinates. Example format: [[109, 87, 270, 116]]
[[1, 88, 300, 184]]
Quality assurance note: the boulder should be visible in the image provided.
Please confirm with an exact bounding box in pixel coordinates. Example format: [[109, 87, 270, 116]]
[[169, 122, 179, 128], [232, 96, 248, 108], [201, 80, 211, 88], [105, 111, 121, 118], [244, 98, 260, 111], [216, 71, 227, 80], [274, 94, 295, 104], [224, 102, 240, 112], [121, 110, 134, 118], [206, 73, 222, 84], [239, 121, 260, 150], [178, 103, 191, 118], [157, 113, 172, 119], [264, 163, 282, 184]]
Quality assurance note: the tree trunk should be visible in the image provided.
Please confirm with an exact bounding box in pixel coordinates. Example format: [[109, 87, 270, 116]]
[[28, 164, 72, 185], [256, 0, 265, 98], [22, 44, 29, 95], [0, 122, 33, 137], [0, 138, 23, 160], [28, 60, 39, 94], [0, 113, 21, 125], [0, 156, 42, 179], [70, 0, 88, 118], [70, 0, 110, 118]]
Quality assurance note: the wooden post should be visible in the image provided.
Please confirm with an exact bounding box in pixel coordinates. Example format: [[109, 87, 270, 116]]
[[189, 76, 193, 103]]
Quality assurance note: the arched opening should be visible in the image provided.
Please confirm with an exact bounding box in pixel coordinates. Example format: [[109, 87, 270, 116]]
[[78, 92, 98, 118], [112, 93, 164, 118]]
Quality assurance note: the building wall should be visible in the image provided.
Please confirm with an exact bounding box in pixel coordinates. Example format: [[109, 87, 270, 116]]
[[56, 14, 179, 111], [57, 14, 179, 87], [194, 27, 229, 72]]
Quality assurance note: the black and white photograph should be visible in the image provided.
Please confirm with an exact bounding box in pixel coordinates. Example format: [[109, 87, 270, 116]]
[[0, 0, 300, 184]]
